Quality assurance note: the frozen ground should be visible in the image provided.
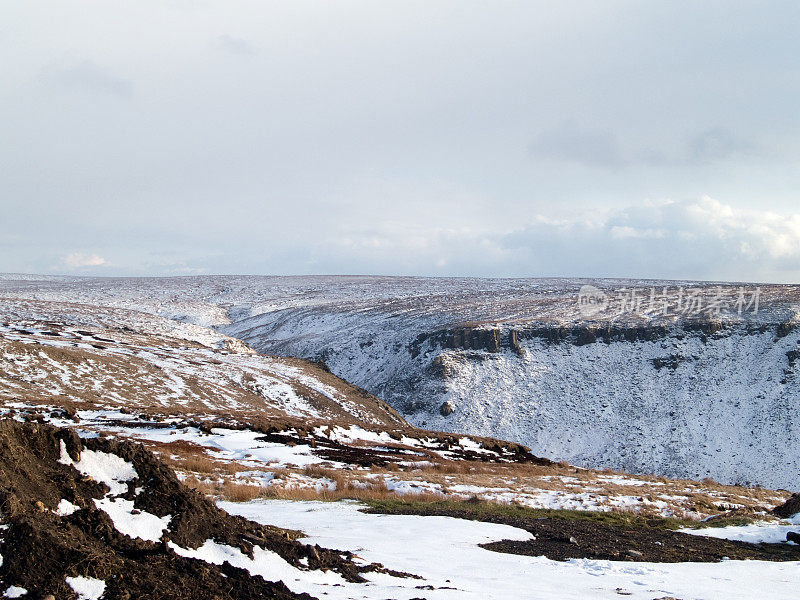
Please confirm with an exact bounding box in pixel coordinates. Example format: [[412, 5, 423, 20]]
[[6, 399, 788, 521], [0, 308, 405, 428], [3, 274, 798, 487], [680, 514, 800, 544], [2, 277, 800, 597], [223, 499, 800, 600]]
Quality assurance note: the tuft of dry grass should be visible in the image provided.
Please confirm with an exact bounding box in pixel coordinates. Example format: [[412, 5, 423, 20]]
[[262, 485, 446, 503], [301, 465, 351, 491], [177, 455, 217, 474], [422, 461, 473, 475], [183, 477, 269, 502], [182, 476, 218, 496], [184, 469, 448, 504], [220, 480, 265, 502]]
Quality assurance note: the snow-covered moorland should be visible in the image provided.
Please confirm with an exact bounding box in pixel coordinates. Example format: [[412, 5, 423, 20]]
[[3, 274, 798, 488], [2, 275, 800, 599]]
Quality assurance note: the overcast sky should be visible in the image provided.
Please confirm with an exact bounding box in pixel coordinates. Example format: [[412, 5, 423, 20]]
[[2, 1, 799, 282]]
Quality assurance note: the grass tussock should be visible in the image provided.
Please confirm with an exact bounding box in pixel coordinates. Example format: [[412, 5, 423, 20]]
[[220, 480, 265, 502], [301, 465, 351, 490], [184, 471, 446, 504], [177, 455, 217, 474], [362, 497, 702, 531], [182, 476, 218, 496], [421, 461, 474, 475], [261, 485, 445, 503], [183, 478, 267, 502], [693, 510, 774, 529]]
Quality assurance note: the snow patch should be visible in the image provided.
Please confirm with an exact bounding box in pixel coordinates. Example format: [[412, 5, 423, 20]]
[[55, 499, 79, 516], [168, 539, 347, 593], [93, 498, 171, 542], [65, 576, 106, 600], [59, 440, 137, 496], [223, 498, 800, 600], [681, 521, 800, 544]]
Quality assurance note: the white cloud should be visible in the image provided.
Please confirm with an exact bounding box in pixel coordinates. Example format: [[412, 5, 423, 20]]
[[498, 197, 800, 281], [192, 196, 795, 282], [37, 197, 795, 282], [62, 253, 109, 269]]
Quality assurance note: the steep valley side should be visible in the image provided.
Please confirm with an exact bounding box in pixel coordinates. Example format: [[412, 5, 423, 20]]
[[227, 313, 800, 489], [2, 274, 798, 489]]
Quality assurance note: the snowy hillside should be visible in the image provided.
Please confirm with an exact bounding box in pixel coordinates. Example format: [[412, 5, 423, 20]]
[[3, 419, 798, 600], [0, 299, 408, 429], [225, 292, 800, 489], [3, 276, 800, 600], [2, 275, 799, 488]]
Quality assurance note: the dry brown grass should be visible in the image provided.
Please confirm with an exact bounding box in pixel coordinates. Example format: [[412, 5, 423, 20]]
[[141, 438, 253, 479], [182, 477, 268, 502], [181, 476, 218, 496], [300, 464, 336, 478], [183, 469, 448, 504], [301, 465, 352, 491], [177, 455, 217, 474], [159, 452, 243, 477], [220, 480, 266, 502], [262, 484, 445, 503], [421, 461, 474, 475]]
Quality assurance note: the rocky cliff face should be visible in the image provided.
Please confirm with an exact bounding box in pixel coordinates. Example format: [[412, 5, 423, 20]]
[[220, 285, 800, 490], [420, 321, 800, 489]]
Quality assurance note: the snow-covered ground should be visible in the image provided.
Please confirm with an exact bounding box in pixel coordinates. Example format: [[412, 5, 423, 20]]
[[11, 403, 786, 520], [19, 405, 795, 600], [3, 274, 799, 488], [416, 330, 800, 489], [5, 275, 800, 598], [218, 277, 800, 489], [680, 514, 800, 544], [223, 499, 800, 600], [0, 313, 404, 427]]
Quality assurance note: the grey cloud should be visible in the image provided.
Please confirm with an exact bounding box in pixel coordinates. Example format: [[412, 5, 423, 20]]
[[529, 124, 624, 168], [687, 127, 757, 163], [43, 59, 133, 98], [216, 34, 256, 56], [634, 128, 759, 167], [533, 125, 759, 169]]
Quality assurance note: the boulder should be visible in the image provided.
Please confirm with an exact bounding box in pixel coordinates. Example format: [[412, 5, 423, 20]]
[[773, 493, 800, 519]]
